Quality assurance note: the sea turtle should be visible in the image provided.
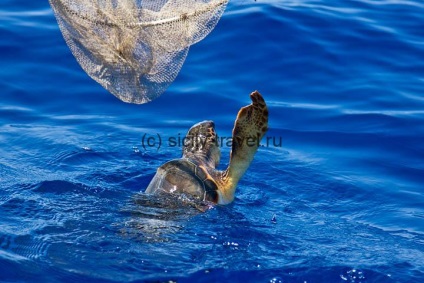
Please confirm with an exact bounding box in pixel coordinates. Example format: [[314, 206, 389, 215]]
[[145, 91, 268, 205]]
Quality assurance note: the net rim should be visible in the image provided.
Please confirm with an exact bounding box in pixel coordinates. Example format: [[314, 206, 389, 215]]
[[49, 0, 229, 28]]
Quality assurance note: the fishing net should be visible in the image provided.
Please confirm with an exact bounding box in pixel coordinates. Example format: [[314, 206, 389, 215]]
[[49, 0, 228, 104]]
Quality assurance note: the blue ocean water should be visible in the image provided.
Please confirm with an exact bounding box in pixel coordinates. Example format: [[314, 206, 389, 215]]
[[1, 0, 424, 282]]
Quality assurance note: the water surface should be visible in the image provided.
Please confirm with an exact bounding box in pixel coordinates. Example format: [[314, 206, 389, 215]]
[[1, 0, 423, 282]]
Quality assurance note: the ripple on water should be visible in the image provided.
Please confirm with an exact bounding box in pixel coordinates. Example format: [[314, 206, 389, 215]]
[[1, 0, 424, 281]]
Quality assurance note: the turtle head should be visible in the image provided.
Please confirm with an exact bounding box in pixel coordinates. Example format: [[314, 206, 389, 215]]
[[182, 120, 221, 168]]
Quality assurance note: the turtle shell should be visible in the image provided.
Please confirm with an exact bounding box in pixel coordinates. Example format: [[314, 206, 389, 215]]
[[145, 159, 219, 203]]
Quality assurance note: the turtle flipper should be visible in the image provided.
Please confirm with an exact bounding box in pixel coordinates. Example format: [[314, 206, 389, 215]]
[[232, 90, 268, 156], [218, 91, 268, 204]]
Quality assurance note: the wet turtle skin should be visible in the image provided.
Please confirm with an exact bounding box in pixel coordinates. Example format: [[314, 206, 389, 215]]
[[145, 91, 269, 205]]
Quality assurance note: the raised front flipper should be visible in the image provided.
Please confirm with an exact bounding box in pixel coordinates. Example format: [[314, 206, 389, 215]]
[[218, 91, 268, 203]]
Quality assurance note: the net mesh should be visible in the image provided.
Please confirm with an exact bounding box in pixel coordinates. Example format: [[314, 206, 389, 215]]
[[49, 0, 228, 104]]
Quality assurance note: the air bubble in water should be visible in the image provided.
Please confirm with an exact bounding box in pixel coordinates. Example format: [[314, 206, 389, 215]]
[[269, 277, 283, 283]]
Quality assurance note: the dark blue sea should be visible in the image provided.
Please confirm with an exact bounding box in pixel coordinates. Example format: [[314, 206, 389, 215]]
[[1, 0, 424, 282]]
